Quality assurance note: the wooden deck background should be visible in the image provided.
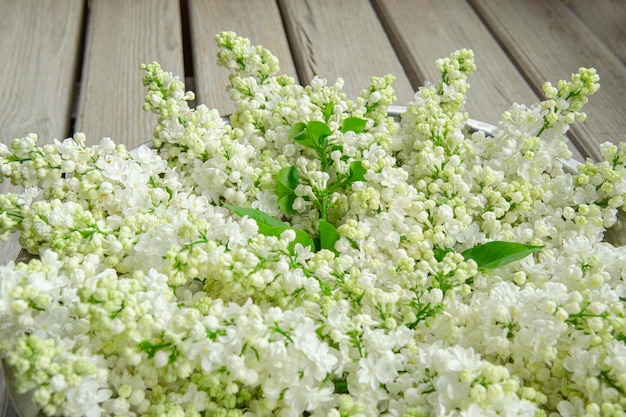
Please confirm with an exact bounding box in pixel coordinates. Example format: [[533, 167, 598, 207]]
[[0, 0, 625, 415]]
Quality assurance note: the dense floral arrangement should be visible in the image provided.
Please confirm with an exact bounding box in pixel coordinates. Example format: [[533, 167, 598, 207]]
[[1, 32, 625, 417]]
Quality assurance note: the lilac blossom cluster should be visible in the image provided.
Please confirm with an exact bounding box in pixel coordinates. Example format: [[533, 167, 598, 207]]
[[0, 32, 624, 417]]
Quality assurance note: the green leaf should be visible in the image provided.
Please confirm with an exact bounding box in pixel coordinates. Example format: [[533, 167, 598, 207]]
[[340, 117, 367, 134], [224, 204, 285, 227], [433, 247, 454, 262], [319, 220, 340, 254], [289, 227, 315, 253], [324, 101, 334, 122], [225, 204, 314, 254], [345, 161, 367, 184], [333, 379, 349, 394], [276, 166, 299, 214], [258, 224, 315, 254], [462, 241, 543, 270], [306, 121, 331, 144], [289, 122, 315, 148]]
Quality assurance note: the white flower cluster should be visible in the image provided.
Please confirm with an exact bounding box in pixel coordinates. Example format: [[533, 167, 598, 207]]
[[0, 32, 625, 417]]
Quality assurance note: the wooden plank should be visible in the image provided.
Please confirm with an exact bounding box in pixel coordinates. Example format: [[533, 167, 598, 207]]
[[373, 0, 584, 161], [188, 0, 298, 115], [75, 0, 184, 147], [0, 380, 17, 417], [0, 395, 17, 417], [469, 0, 626, 161], [0, 1, 83, 143], [0, 0, 83, 266], [0, 2, 84, 415], [278, 0, 415, 104], [372, 0, 540, 123], [566, 0, 626, 63]]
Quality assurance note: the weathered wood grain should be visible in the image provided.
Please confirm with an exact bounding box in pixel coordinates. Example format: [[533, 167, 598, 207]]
[[0, 2, 84, 414], [567, 0, 626, 63], [1, 0, 625, 415], [373, 0, 585, 160], [278, 0, 415, 104], [188, 0, 298, 115], [0, 377, 17, 417], [372, 0, 540, 122], [469, 0, 626, 161], [0, 0, 83, 270], [75, 0, 184, 147], [0, 1, 83, 143]]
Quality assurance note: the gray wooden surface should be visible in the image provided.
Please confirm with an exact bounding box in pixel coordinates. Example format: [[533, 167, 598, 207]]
[[469, 0, 626, 161], [279, 0, 415, 104], [188, 0, 299, 114], [567, 0, 626, 64], [1, 1, 624, 416], [76, 0, 185, 145], [373, 0, 540, 124]]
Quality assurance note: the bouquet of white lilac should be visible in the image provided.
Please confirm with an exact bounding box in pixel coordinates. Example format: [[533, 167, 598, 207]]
[[1, 31, 625, 417]]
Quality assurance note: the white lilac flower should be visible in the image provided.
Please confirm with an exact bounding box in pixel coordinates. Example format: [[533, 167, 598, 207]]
[[0, 32, 624, 417]]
